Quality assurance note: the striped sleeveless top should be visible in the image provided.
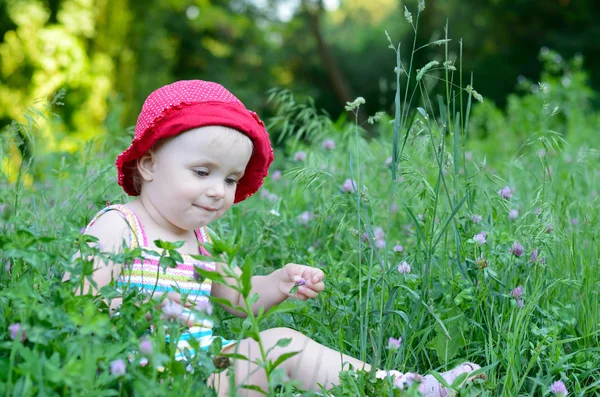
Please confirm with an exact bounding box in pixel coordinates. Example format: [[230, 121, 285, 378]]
[[84, 204, 235, 359]]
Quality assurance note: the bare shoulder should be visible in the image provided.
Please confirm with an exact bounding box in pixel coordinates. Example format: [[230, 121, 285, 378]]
[[85, 210, 132, 252]]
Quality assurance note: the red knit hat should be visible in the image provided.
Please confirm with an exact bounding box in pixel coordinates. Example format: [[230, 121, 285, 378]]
[[116, 80, 274, 203]]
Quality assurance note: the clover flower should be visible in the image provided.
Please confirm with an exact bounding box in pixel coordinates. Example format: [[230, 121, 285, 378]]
[[391, 204, 399, 213], [110, 359, 126, 377], [271, 170, 282, 181], [139, 338, 153, 356], [8, 323, 26, 342], [161, 300, 183, 322], [473, 232, 486, 246], [294, 151, 306, 161], [509, 209, 519, 220], [498, 186, 512, 200], [397, 261, 411, 274], [510, 286, 523, 300], [298, 211, 313, 226], [342, 178, 356, 193], [260, 188, 279, 202], [196, 299, 214, 315], [322, 139, 335, 150], [387, 337, 402, 350], [471, 214, 483, 224], [550, 380, 568, 396], [393, 245, 403, 253], [530, 248, 539, 263], [375, 239, 385, 249], [510, 241, 524, 257]]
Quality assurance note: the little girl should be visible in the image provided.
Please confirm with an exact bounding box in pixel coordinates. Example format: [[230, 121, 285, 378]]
[[69, 80, 483, 396]]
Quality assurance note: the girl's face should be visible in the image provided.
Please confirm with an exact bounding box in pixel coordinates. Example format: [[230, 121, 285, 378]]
[[139, 126, 253, 233]]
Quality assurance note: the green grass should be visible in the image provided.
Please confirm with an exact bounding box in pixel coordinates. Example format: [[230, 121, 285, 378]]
[[1, 6, 599, 396]]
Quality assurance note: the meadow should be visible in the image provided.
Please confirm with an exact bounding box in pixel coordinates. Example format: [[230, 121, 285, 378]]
[[1, 13, 600, 396]]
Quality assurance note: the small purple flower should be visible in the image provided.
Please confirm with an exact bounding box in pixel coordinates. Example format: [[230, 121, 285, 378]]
[[393, 245, 403, 253], [387, 336, 402, 350], [571, 218, 578, 226], [322, 139, 335, 150], [196, 299, 214, 315], [271, 170, 282, 181], [161, 301, 183, 322], [510, 241, 524, 257], [298, 211, 313, 226], [294, 151, 306, 161], [517, 299, 525, 308], [139, 339, 153, 356], [533, 207, 542, 216], [550, 380, 568, 396], [384, 156, 393, 167], [342, 178, 356, 193], [471, 214, 483, 224], [530, 248, 539, 263], [374, 227, 385, 241], [397, 261, 411, 274], [294, 275, 307, 286], [362, 232, 369, 242], [8, 323, 26, 342], [509, 209, 519, 220], [510, 286, 524, 300], [473, 232, 486, 245], [375, 239, 386, 249], [110, 358, 127, 377], [391, 203, 399, 213], [498, 186, 513, 200], [417, 214, 424, 221], [79, 227, 86, 234]]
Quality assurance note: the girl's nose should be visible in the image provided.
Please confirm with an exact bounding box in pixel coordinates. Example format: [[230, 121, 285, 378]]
[[206, 181, 225, 199]]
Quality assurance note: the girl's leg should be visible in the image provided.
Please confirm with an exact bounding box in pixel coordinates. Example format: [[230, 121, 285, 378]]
[[208, 327, 482, 397], [209, 327, 372, 396]]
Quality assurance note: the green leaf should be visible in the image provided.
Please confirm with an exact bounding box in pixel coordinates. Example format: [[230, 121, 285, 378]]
[[240, 384, 268, 395], [241, 259, 254, 298], [169, 249, 183, 264], [268, 351, 300, 373], [275, 338, 292, 348], [159, 256, 177, 271]]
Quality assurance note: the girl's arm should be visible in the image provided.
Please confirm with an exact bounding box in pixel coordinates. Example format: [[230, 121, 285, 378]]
[[211, 263, 325, 317], [62, 210, 130, 296]]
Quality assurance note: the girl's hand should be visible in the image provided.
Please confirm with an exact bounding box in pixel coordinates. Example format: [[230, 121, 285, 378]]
[[279, 263, 325, 301]]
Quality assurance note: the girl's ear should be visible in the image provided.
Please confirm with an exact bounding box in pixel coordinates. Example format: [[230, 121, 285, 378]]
[[137, 152, 155, 182]]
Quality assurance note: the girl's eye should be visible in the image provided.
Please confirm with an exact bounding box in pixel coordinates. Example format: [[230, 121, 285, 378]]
[[225, 178, 238, 185], [194, 170, 209, 177]]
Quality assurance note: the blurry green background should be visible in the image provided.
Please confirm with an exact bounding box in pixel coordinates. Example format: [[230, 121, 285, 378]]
[[1, 0, 598, 161]]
